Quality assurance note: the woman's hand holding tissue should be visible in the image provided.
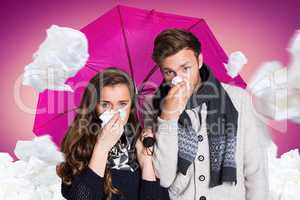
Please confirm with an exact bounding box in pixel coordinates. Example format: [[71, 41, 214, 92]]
[[88, 113, 123, 177], [96, 112, 124, 152]]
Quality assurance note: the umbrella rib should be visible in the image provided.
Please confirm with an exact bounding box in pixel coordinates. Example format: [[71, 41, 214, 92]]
[[138, 19, 203, 93], [187, 19, 202, 31], [86, 64, 100, 72], [138, 65, 159, 93], [34, 108, 77, 130], [117, 5, 135, 81]]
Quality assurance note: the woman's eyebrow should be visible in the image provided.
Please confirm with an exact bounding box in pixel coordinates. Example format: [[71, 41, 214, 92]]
[[119, 100, 130, 103], [99, 100, 111, 103]]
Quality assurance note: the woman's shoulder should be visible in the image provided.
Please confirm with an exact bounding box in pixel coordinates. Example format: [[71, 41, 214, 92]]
[[61, 167, 105, 199], [65, 167, 104, 189]]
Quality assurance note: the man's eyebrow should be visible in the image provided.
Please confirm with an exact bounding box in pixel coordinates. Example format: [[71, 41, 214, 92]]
[[161, 67, 173, 71], [161, 62, 190, 71], [179, 61, 190, 67]]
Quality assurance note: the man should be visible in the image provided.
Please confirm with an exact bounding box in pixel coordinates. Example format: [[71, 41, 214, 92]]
[[142, 29, 269, 200]]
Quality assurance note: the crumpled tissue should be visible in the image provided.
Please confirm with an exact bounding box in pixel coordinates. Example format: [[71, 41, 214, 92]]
[[0, 135, 65, 200], [248, 30, 300, 122], [99, 109, 127, 127], [171, 76, 184, 85], [224, 51, 248, 78], [268, 143, 300, 200], [22, 25, 89, 92]]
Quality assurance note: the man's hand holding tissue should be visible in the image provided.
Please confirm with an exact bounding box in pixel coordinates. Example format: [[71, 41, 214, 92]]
[[160, 79, 190, 121]]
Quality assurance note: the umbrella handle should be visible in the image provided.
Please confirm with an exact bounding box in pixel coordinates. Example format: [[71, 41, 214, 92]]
[[142, 137, 156, 148]]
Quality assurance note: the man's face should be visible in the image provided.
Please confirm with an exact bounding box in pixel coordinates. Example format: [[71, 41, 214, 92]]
[[160, 48, 203, 96]]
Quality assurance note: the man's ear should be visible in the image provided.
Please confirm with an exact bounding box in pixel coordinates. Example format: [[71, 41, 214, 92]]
[[198, 53, 203, 68]]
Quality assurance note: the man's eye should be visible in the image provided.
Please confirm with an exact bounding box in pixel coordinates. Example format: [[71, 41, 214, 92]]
[[164, 71, 173, 76], [183, 66, 191, 72]]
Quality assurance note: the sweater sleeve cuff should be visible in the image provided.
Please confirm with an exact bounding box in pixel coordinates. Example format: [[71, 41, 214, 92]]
[[157, 116, 178, 135], [140, 179, 160, 198], [81, 166, 104, 190]]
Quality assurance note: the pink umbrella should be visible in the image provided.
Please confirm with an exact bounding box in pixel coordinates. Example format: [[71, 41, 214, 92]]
[[33, 5, 247, 146]]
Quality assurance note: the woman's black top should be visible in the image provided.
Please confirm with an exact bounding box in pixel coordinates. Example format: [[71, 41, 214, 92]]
[[61, 166, 170, 200]]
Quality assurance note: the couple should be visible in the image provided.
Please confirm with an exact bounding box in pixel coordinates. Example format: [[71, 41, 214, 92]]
[[57, 29, 269, 200]]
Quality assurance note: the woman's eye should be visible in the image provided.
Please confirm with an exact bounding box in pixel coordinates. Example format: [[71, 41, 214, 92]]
[[119, 102, 128, 108], [100, 103, 109, 109]]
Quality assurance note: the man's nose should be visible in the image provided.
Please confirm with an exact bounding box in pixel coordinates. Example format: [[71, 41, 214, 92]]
[[176, 71, 187, 79]]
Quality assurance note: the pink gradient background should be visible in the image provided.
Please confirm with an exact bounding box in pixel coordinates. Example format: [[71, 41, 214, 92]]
[[0, 0, 299, 157]]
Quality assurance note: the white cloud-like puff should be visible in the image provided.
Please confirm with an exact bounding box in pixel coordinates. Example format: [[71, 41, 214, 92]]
[[22, 25, 89, 92], [0, 135, 65, 200], [248, 30, 300, 122], [224, 51, 248, 78], [268, 143, 300, 200]]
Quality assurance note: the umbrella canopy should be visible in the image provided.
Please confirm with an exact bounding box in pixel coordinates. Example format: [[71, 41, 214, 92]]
[[33, 5, 246, 146]]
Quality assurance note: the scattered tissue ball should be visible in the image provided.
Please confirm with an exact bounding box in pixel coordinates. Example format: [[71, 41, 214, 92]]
[[0, 135, 65, 200], [224, 51, 247, 78], [248, 30, 300, 122], [268, 143, 300, 200], [22, 25, 89, 92]]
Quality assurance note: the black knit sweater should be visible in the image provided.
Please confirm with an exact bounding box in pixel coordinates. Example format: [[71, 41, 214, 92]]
[[61, 166, 170, 200]]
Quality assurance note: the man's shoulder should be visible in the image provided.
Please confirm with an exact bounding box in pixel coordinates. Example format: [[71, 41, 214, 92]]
[[221, 83, 250, 110]]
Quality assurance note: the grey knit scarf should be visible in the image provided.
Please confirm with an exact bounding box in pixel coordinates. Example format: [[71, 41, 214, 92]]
[[153, 64, 238, 188]]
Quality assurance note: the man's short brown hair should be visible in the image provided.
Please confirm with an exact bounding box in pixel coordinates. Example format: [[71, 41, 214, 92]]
[[152, 29, 201, 65]]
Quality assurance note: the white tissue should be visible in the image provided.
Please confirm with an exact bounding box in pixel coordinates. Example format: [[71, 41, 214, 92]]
[[0, 135, 65, 200], [14, 135, 64, 165], [248, 30, 300, 122], [22, 25, 89, 92], [171, 76, 183, 85], [224, 51, 248, 78], [268, 143, 300, 200], [99, 109, 126, 127]]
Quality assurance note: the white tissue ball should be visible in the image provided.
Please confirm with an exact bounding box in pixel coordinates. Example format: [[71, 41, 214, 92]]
[[22, 25, 89, 92], [225, 51, 247, 78], [171, 76, 183, 85]]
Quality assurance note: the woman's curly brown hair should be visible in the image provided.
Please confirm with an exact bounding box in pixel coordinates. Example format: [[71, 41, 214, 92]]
[[56, 68, 138, 200]]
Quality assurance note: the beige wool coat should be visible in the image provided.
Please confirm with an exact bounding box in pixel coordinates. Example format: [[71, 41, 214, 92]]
[[143, 83, 270, 200]]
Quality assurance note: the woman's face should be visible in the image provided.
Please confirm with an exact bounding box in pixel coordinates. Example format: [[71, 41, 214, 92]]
[[95, 83, 132, 125]]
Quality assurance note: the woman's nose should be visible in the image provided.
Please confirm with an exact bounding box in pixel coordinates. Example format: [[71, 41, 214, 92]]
[[111, 104, 121, 111]]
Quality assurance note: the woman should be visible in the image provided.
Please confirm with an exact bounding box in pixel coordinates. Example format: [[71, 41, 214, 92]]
[[56, 68, 169, 200]]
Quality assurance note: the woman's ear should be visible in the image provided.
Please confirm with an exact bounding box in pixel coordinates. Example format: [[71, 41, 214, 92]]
[[198, 53, 203, 69]]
